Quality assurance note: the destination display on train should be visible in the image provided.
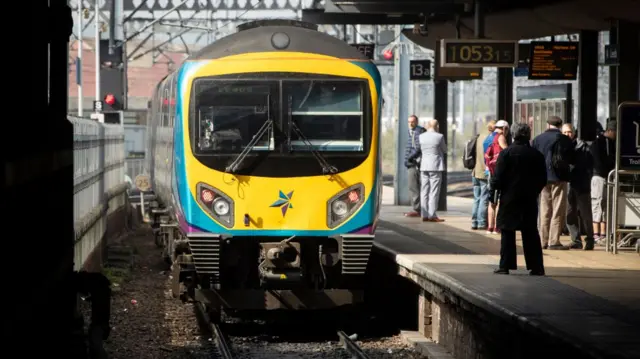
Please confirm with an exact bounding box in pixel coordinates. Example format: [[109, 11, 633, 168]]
[[528, 41, 579, 80]]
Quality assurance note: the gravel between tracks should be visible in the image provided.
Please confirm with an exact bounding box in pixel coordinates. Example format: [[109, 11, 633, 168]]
[[81, 228, 215, 359], [231, 333, 423, 358], [81, 228, 424, 358]]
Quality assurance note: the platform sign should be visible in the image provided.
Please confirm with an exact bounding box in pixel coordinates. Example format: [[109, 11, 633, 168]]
[[514, 43, 531, 77], [617, 102, 640, 171], [434, 40, 483, 81], [409, 60, 431, 80], [440, 39, 518, 68], [350, 43, 375, 60], [135, 174, 151, 192], [604, 44, 619, 65], [93, 100, 103, 112]]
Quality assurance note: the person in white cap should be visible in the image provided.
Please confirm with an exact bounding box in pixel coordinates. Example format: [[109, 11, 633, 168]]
[[484, 120, 509, 234]]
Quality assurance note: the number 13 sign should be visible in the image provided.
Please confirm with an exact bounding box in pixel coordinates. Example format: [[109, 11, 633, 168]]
[[410, 60, 432, 81]]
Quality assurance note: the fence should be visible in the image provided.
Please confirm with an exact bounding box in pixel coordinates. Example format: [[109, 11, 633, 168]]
[[125, 157, 146, 180], [124, 124, 147, 180], [70, 116, 129, 271]]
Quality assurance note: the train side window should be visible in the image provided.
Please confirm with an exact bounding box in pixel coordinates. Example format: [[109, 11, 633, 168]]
[[169, 74, 176, 127], [162, 82, 169, 127]]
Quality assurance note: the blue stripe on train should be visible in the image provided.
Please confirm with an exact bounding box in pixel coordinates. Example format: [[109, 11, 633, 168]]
[[174, 61, 208, 220]]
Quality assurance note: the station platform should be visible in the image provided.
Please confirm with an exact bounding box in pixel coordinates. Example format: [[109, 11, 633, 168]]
[[374, 186, 640, 359]]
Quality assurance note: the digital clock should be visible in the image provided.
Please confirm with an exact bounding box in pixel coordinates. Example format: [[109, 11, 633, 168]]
[[441, 39, 518, 68]]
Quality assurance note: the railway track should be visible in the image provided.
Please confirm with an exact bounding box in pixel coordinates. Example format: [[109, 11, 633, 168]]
[[382, 171, 472, 186], [338, 330, 371, 359], [194, 302, 386, 359], [194, 302, 235, 359], [383, 171, 473, 198]]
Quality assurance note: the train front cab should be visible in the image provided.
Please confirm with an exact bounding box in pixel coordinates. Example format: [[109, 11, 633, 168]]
[[177, 71, 380, 319]]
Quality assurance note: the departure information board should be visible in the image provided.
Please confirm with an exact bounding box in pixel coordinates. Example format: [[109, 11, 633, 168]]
[[434, 40, 483, 81], [528, 41, 579, 80]]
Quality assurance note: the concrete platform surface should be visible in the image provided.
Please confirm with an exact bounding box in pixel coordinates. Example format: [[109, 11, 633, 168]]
[[376, 186, 640, 359]]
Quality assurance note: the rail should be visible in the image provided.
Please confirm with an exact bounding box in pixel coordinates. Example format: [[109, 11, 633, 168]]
[[382, 171, 472, 186], [337, 330, 370, 359], [194, 302, 235, 359], [382, 171, 473, 197]]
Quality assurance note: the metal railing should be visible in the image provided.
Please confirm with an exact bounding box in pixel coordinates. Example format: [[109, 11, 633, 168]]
[[125, 157, 146, 180], [70, 116, 129, 270]]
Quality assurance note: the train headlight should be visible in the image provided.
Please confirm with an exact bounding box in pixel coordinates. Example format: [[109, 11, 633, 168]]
[[196, 182, 234, 228], [327, 183, 365, 229], [331, 200, 349, 217], [212, 198, 230, 216], [271, 32, 290, 50]]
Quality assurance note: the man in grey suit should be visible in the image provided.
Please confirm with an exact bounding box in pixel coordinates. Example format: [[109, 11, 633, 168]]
[[411, 119, 447, 222]]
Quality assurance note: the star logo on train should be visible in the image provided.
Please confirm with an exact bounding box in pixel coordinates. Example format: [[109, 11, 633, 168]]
[[270, 190, 294, 217]]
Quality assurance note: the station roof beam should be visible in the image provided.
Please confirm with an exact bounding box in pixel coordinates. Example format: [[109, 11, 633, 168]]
[[305, 0, 640, 50]]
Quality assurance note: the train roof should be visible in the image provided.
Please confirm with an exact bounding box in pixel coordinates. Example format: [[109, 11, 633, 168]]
[[188, 19, 370, 61]]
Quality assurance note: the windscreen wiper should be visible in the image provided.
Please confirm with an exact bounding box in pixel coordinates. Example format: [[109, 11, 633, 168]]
[[288, 120, 338, 175], [225, 118, 273, 173]]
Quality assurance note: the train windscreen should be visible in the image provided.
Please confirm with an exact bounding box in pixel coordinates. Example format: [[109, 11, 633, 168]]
[[193, 82, 275, 154], [284, 80, 364, 152]]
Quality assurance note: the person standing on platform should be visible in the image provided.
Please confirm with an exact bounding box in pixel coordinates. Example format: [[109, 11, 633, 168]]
[[561, 123, 595, 250], [590, 119, 617, 245], [484, 120, 509, 234], [470, 120, 496, 230], [403, 115, 426, 218], [532, 116, 575, 250], [409, 119, 447, 222], [491, 123, 547, 276]]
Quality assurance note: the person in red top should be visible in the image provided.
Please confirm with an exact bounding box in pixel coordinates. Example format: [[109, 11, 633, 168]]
[[484, 120, 509, 234]]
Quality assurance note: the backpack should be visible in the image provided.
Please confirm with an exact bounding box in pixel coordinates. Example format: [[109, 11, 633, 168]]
[[551, 134, 574, 181], [484, 134, 503, 175], [462, 134, 479, 170]]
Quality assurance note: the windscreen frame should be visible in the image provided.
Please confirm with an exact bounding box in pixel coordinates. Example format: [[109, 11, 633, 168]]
[[187, 72, 374, 177]]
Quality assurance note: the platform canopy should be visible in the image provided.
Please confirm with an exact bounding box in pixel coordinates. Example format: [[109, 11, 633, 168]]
[[303, 0, 640, 49]]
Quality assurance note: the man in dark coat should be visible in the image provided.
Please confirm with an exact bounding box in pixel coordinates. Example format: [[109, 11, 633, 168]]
[[490, 123, 548, 276], [404, 115, 426, 217], [561, 123, 595, 250]]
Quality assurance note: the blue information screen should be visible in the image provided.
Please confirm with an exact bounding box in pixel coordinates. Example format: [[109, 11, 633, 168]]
[[618, 102, 640, 171]]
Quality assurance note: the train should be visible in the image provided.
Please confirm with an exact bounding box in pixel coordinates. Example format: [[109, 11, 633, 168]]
[[144, 19, 382, 322]]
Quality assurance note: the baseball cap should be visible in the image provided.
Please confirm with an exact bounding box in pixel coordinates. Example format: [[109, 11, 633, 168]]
[[606, 120, 617, 131], [495, 120, 508, 128]]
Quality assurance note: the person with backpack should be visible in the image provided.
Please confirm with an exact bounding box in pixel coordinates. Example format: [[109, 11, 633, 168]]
[[465, 120, 496, 230], [561, 123, 595, 250], [484, 120, 509, 234], [531, 116, 576, 250]]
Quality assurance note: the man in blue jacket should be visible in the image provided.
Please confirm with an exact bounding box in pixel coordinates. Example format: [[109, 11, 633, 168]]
[[532, 116, 575, 250], [404, 115, 426, 217]]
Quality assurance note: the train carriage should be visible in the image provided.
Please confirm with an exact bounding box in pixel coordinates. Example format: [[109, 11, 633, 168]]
[[146, 20, 382, 321]]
